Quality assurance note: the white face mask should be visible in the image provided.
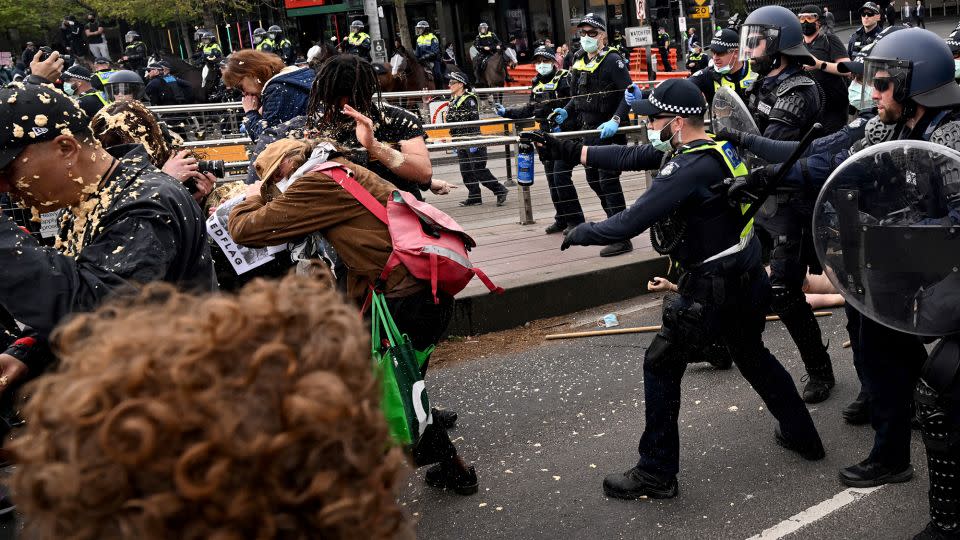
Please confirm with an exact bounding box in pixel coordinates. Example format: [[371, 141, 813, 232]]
[[954, 59, 960, 79], [536, 63, 554, 76], [848, 80, 872, 111], [715, 63, 732, 74], [647, 117, 679, 153], [62, 82, 75, 96], [581, 36, 599, 53]]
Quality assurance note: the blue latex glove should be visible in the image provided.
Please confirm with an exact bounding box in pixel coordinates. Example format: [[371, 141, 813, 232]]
[[494, 103, 506, 116], [598, 119, 620, 139], [550, 108, 568, 125], [624, 84, 641, 106]]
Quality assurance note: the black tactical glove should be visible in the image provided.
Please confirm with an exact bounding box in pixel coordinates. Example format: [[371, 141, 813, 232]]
[[520, 130, 583, 165], [727, 164, 776, 203], [715, 127, 745, 146]]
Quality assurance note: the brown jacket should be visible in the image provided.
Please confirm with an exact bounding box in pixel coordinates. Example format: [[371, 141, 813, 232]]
[[228, 157, 421, 304]]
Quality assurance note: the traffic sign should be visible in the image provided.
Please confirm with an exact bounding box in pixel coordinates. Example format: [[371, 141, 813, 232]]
[[690, 5, 711, 19], [694, 0, 708, 6], [625, 25, 653, 47], [372, 38, 387, 61]]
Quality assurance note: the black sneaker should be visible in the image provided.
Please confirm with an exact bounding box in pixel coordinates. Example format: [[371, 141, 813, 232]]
[[774, 425, 826, 461], [802, 375, 835, 404], [913, 522, 960, 540], [459, 198, 482, 207], [839, 459, 913, 488], [842, 392, 871, 425], [424, 460, 479, 496], [599, 240, 633, 257], [602, 466, 678, 500], [545, 222, 566, 235], [432, 407, 457, 430], [496, 191, 508, 206]]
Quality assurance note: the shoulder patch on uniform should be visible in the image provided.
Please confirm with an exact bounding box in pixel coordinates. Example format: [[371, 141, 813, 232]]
[[659, 161, 679, 177], [617, 60, 625, 70], [847, 117, 865, 129], [776, 75, 815, 97]]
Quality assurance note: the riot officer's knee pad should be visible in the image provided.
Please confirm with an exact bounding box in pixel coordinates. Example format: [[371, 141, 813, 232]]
[[916, 378, 960, 453]]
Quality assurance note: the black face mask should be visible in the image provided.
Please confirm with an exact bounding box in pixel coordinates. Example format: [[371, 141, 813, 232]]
[[801, 22, 818, 36], [751, 55, 776, 75]]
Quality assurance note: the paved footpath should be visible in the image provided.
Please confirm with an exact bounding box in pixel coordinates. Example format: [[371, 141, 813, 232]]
[[404, 295, 929, 540]]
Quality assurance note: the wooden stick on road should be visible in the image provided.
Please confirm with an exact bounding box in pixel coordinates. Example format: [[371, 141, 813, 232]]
[[544, 311, 834, 341]]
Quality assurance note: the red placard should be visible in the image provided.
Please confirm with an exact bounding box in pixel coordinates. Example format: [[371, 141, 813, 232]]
[[285, 0, 326, 8]]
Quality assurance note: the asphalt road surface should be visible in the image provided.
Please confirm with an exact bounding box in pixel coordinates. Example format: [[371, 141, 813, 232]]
[[403, 295, 930, 540]]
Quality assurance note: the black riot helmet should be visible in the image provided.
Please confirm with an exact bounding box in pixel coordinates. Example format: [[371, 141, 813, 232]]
[[864, 27, 960, 108], [268, 24, 282, 40], [739, 5, 815, 74], [103, 70, 144, 102]]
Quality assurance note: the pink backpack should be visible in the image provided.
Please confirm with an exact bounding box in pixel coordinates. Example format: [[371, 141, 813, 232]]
[[311, 161, 504, 304]]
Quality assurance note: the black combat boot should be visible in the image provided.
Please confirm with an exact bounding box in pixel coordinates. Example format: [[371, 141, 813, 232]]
[[425, 456, 479, 496], [774, 425, 826, 461], [775, 292, 835, 403], [602, 466, 678, 500]]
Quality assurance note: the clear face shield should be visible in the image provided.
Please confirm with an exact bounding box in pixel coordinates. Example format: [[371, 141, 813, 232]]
[[479, 24, 488, 33], [105, 82, 144, 102], [125, 34, 135, 44], [738, 24, 780, 66], [863, 57, 912, 103]]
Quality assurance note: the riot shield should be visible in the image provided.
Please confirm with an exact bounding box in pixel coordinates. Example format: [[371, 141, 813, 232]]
[[711, 86, 761, 140], [813, 140, 960, 336]]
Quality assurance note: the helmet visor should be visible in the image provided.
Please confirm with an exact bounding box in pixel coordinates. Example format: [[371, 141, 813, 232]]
[[738, 24, 780, 63], [864, 57, 912, 100], [104, 83, 143, 101]]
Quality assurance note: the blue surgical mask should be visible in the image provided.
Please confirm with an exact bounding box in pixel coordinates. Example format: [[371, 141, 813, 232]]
[[954, 59, 960, 79], [62, 82, 75, 96], [647, 118, 679, 153], [536, 63, 555, 76], [581, 36, 599, 53], [848, 80, 871, 111]]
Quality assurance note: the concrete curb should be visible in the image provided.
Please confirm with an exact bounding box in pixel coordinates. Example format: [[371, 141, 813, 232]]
[[446, 254, 669, 336]]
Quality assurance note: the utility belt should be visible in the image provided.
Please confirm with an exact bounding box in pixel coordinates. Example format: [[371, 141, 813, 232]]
[[677, 261, 753, 306]]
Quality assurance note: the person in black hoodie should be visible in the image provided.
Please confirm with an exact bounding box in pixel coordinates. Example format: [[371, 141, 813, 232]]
[[0, 81, 216, 391]]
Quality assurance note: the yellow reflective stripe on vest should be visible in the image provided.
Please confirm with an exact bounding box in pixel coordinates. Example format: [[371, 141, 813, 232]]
[[572, 50, 611, 73], [81, 90, 109, 106], [679, 140, 755, 262], [203, 44, 221, 54], [532, 69, 568, 93], [452, 92, 477, 109], [714, 62, 758, 92], [417, 34, 436, 46], [348, 32, 369, 45]]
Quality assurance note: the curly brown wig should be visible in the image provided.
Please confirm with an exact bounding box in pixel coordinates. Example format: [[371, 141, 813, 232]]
[[89, 100, 178, 168], [8, 275, 408, 540]]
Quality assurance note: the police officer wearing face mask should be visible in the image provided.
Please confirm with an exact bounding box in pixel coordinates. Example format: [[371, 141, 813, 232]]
[[61, 64, 108, 118], [496, 46, 580, 234], [685, 28, 758, 107], [551, 13, 634, 256], [740, 5, 837, 404], [522, 78, 825, 499], [798, 4, 851, 135], [946, 21, 960, 83]]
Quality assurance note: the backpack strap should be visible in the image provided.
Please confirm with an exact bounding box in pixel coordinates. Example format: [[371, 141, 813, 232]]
[[312, 162, 388, 224]]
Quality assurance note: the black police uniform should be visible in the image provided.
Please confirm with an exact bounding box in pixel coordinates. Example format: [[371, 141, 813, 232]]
[[447, 89, 508, 204], [474, 30, 502, 80], [848, 23, 883, 58], [501, 66, 582, 228], [341, 32, 372, 61], [747, 63, 835, 398], [123, 40, 148, 75], [689, 62, 758, 107], [562, 46, 632, 220], [76, 88, 108, 118], [558, 82, 823, 494], [740, 111, 928, 469]]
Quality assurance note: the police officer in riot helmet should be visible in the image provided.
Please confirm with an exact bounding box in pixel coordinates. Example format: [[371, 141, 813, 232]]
[[414, 20, 444, 84], [496, 46, 580, 234], [853, 30, 960, 539], [121, 31, 147, 76], [253, 28, 274, 54], [522, 79, 824, 500], [474, 22, 502, 84], [686, 27, 758, 107], [551, 13, 634, 257], [341, 20, 372, 61], [739, 5, 836, 404], [946, 21, 960, 83], [269, 24, 295, 65], [103, 70, 145, 102]]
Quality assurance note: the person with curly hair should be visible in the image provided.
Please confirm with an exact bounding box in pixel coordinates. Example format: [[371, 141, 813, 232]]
[[90, 100, 216, 202], [8, 275, 411, 540]]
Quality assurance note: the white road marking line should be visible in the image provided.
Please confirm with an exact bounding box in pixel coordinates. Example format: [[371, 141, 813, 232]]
[[745, 486, 885, 540]]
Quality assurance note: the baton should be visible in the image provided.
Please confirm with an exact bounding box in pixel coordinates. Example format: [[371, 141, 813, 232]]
[[736, 122, 823, 224]]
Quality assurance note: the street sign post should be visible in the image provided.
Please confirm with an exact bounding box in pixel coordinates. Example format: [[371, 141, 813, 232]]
[[690, 0, 711, 19], [372, 38, 387, 62], [625, 26, 653, 47]]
